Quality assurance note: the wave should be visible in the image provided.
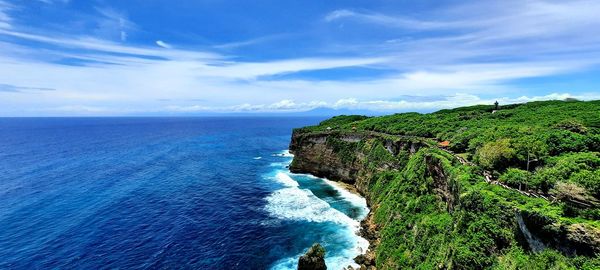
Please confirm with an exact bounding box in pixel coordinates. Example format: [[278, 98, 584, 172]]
[[271, 150, 293, 157], [253, 156, 262, 160], [265, 186, 358, 226], [265, 171, 369, 269], [269, 162, 288, 167], [274, 172, 299, 188], [322, 179, 369, 220], [265, 150, 369, 270], [265, 183, 368, 269]]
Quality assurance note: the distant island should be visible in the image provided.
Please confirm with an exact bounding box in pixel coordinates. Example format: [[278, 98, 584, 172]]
[[289, 99, 600, 269]]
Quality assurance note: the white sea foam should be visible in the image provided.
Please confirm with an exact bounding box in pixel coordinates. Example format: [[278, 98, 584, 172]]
[[265, 187, 358, 226], [323, 179, 369, 220], [269, 228, 369, 270], [281, 150, 293, 157], [269, 162, 288, 167], [272, 150, 294, 157], [274, 172, 299, 188], [266, 154, 369, 270], [253, 156, 262, 160]]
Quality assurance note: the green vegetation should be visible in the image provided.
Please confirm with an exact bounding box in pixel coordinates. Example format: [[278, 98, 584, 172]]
[[298, 100, 600, 211], [307, 243, 326, 258], [295, 100, 600, 269]]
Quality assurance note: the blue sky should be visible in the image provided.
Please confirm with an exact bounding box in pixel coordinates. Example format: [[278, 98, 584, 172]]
[[0, 0, 599, 116]]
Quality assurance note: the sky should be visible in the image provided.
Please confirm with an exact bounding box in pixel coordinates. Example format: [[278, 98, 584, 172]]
[[0, 0, 599, 116]]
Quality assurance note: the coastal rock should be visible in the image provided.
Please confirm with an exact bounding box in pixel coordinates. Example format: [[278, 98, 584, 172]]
[[354, 233, 377, 270], [298, 243, 327, 270]]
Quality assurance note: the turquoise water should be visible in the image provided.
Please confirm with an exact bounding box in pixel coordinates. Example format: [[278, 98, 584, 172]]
[[0, 117, 368, 269]]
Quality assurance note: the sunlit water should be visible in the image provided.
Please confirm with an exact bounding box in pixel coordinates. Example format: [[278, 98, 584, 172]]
[[0, 117, 368, 269]]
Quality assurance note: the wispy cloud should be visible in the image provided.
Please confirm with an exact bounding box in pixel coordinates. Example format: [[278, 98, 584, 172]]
[[37, 0, 70, 4], [324, 9, 455, 30], [325, 93, 600, 112], [94, 7, 135, 42], [1, 0, 599, 116], [199, 57, 386, 80], [0, 0, 14, 29], [213, 34, 290, 50], [0, 28, 218, 60], [155, 40, 172, 49], [161, 93, 600, 114], [0, 84, 55, 92]]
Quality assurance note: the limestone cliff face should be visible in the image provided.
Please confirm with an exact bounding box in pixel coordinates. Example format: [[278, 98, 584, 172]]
[[289, 131, 361, 184], [289, 130, 424, 196]]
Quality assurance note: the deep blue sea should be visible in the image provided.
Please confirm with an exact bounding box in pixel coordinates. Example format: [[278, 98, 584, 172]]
[[0, 117, 369, 269]]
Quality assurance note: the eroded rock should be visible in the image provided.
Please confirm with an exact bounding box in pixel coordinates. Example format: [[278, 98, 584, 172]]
[[298, 243, 327, 270]]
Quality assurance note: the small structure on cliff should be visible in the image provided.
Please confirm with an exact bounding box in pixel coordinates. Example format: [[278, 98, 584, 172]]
[[298, 243, 327, 270], [492, 101, 500, 113], [438, 140, 450, 148]]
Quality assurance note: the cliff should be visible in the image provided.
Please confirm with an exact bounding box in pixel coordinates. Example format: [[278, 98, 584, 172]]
[[289, 129, 600, 269], [289, 130, 426, 195]]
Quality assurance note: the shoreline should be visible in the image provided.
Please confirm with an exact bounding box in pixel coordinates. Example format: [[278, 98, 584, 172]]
[[285, 148, 377, 269], [354, 211, 378, 270], [299, 173, 379, 270]]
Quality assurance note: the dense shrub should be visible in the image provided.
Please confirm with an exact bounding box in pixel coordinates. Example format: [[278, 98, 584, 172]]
[[570, 170, 600, 198], [476, 139, 515, 170], [296, 100, 600, 269], [499, 168, 531, 190], [555, 119, 588, 134]]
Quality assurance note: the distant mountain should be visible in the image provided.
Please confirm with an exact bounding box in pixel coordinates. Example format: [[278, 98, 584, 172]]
[[274, 107, 389, 117], [142, 107, 396, 117]]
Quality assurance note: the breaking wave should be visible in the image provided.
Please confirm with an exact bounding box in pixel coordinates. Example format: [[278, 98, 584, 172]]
[[265, 153, 369, 270]]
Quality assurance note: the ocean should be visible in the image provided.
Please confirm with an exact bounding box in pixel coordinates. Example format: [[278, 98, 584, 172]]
[[0, 117, 369, 269]]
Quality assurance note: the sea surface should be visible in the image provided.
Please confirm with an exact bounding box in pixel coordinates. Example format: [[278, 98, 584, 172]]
[[0, 117, 369, 269]]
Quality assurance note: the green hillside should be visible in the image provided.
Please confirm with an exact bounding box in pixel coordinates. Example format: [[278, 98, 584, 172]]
[[302, 100, 600, 207], [295, 100, 600, 269]]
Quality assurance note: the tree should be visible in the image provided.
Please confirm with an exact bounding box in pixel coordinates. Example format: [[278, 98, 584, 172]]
[[499, 168, 531, 190], [513, 135, 548, 171], [555, 119, 588, 134], [476, 138, 515, 170], [570, 170, 600, 198]]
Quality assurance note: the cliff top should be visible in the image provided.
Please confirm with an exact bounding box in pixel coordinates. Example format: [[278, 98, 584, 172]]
[[295, 99, 600, 227]]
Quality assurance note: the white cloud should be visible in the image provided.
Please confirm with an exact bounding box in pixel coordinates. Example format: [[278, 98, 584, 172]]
[[324, 0, 600, 70], [333, 98, 359, 108], [0, 1, 13, 29], [37, 0, 70, 4], [326, 0, 600, 37], [324, 9, 455, 30], [159, 92, 600, 114], [324, 9, 355, 22], [156, 40, 172, 49], [197, 57, 386, 80], [213, 34, 288, 49], [344, 93, 600, 112], [94, 7, 135, 42], [51, 105, 110, 113], [1, 1, 600, 116], [0, 29, 219, 60]]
